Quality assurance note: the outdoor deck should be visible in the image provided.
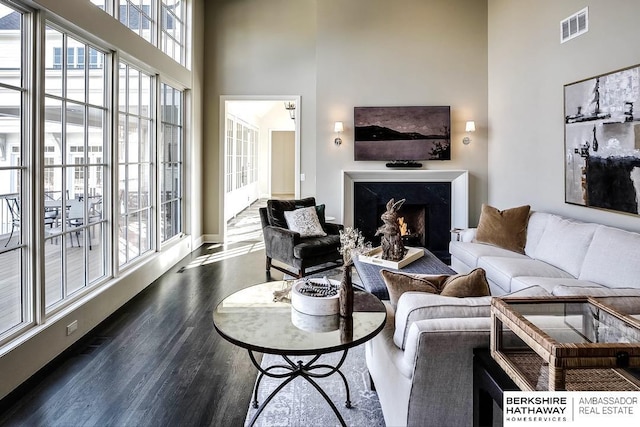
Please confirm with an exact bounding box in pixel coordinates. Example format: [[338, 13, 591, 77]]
[[0, 228, 107, 334]]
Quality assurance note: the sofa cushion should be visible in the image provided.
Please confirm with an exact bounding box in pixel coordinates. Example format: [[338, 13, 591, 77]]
[[474, 204, 531, 254], [550, 286, 640, 318], [293, 235, 340, 258], [393, 293, 492, 349], [284, 206, 327, 237], [578, 225, 640, 288], [449, 240, 528, 269], [506, 285, 553, 297], [478, 256, 573, 294], [510, 276, 600, 294], [523, 212, 552, 258], [551, 285, 640, 298], [533, 215, 597, 278]]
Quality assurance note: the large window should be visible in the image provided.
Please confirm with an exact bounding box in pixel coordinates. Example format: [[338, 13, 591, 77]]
[[161, 0, 186, 66], [0, 3, 29, 338], [225, 116, 258, 193], [118, 62, 154, 266], [43, 25, 109, 310], [119, 0, 154, 44], [160, 83, 182, 242], [0, 0, 189, 348], [89, 0, 187, 67], [89, 0, 107, 9]]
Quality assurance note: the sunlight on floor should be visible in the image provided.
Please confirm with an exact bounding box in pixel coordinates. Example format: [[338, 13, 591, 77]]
[[181, 198, 266, 270], [184, 241, 265, 269]]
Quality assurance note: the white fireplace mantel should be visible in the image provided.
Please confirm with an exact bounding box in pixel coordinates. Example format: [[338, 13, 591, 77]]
[[341, 169, 469, 229]]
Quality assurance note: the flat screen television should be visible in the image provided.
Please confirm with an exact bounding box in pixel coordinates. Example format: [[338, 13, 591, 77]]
[[354, 106, 451, 161]]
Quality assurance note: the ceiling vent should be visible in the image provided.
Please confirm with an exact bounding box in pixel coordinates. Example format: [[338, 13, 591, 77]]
[[561, 7, 588, 43]]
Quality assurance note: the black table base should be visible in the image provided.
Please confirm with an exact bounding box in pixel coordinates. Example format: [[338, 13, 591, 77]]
[[247, 349, 352, 427], [473, 348, 519, 427]]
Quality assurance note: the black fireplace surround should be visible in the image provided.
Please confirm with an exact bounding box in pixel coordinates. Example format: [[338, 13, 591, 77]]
[[353, 182, 452, 263]]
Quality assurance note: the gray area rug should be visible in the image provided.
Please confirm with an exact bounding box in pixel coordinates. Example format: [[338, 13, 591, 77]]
[[244, 344, 384, 427]]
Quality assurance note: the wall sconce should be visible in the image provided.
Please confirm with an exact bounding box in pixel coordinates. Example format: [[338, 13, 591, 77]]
[[462, 121, 475, 145], [284, 101, 296, 120], [334, 121, 344, 145]]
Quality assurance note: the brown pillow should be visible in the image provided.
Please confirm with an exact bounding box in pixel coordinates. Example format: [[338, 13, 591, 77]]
[[380, 270, 441, 307], [474, 204, 530, 254], [380, 268, 490, 308], [439, 268, 491, 297]]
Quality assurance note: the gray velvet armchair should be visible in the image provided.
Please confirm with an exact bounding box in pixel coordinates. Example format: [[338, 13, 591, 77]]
[[259, 197, 343, 278]]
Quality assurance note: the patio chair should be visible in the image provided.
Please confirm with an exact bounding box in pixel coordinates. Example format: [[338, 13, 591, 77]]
[[67, 199, 93, 249], [5, 197, 20, 247]]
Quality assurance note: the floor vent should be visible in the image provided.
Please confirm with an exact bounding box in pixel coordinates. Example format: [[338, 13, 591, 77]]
[[561, 7, 588, 43]]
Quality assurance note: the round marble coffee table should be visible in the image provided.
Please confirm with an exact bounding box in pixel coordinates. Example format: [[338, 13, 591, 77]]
[[213, 280, 386, 427]]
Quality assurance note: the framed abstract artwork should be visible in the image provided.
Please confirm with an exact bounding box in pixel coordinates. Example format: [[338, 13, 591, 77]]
[[564, 64, 640, 214]]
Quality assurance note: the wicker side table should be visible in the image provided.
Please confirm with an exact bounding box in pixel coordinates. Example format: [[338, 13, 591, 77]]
[[490, 296, 640, 391]]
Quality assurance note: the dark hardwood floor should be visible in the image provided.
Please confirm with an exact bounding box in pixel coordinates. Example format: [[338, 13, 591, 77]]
[[0, 221, 284, 426]]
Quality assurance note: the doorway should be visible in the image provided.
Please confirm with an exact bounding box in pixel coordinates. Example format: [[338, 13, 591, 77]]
[[221, 96, 300, 243], [270, 130, 295, 199]]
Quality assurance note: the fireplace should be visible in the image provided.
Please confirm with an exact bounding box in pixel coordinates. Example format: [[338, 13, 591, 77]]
[[354, 181, 452, 262], [342, 169, 469, 262]]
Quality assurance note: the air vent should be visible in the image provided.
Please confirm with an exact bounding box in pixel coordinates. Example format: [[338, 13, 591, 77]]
[[561, 7, 588, 43]]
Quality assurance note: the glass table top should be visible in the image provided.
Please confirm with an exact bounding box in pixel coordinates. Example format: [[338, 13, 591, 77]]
[[503, 300, 640, 345], [213, 281, 387, 355]]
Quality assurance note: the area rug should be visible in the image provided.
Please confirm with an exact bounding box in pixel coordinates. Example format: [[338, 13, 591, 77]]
[[244, 345, 384, 427]]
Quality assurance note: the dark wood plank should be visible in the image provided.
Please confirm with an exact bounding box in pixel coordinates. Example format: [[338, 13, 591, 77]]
[[0, 204, 281, 426]]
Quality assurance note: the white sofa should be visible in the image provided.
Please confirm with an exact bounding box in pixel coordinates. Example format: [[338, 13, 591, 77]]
[[365, 211, 640, 427], [450, 211, 640, 296]]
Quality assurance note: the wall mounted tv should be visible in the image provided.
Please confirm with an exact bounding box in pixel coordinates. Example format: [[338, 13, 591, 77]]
[[354, 106, 451, 161]]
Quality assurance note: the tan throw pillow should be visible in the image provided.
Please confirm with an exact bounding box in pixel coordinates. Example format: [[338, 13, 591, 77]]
[[380, 270, 443, 308], [380, 268, 490, 308], [439, 268, 491, 297], [474, 204, 530, 254]]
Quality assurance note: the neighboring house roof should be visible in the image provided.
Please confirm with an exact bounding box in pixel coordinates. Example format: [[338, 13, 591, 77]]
[[0, 12, 20, 30]]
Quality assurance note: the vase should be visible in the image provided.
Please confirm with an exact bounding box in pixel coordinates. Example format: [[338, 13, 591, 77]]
[[339, 265, 354, 318]]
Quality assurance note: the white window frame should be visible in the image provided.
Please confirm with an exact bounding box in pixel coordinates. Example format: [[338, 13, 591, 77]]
[[42, 20, 111, 314], [159, 81, 183, 243]]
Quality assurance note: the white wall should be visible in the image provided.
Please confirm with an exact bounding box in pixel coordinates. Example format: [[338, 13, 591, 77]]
[[314, 0, 488, 223], [204, 0, 318, 237], [488, 0, 640, 232], [205, 0, 489, 232]]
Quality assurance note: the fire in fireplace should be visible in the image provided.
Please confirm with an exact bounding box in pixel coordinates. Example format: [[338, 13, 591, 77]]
[[394, 204, 427, 247]]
